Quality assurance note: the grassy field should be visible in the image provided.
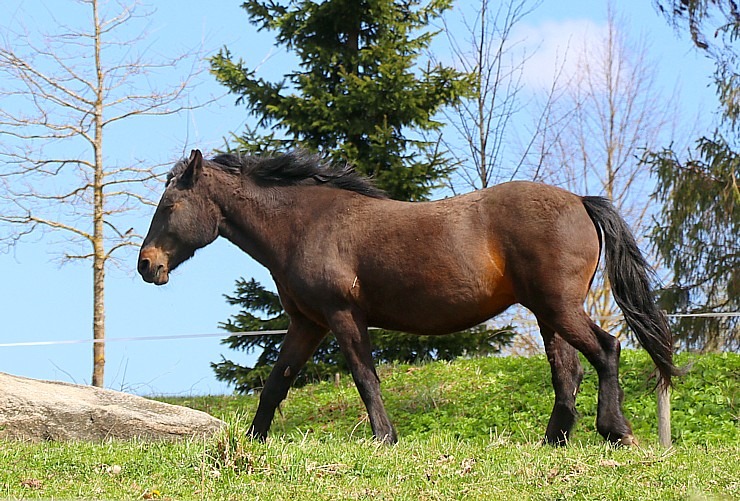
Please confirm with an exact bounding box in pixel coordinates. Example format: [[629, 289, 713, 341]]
[[1, 351, 737, 500]]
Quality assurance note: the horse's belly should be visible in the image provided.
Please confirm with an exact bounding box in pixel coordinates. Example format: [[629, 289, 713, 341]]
[[362, 274, 516, 336]]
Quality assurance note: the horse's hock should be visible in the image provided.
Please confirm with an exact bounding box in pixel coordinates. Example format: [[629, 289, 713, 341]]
[[0, 372, 225, 442]]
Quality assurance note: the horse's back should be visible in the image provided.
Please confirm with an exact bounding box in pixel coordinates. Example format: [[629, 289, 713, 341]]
[[331, 181, 600, 334]]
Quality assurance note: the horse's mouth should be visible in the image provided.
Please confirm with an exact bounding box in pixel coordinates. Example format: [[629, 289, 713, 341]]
[[139, 265, 169, 285], [138, 252, 170, 285], [151, 267, 169, 285]]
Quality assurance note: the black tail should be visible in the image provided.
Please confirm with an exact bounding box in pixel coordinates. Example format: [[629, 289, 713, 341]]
[[581, 196, 681, 389]]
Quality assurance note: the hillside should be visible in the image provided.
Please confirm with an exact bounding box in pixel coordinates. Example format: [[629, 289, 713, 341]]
[[0, 351, 737, 499], [169, 350, 739, 446]]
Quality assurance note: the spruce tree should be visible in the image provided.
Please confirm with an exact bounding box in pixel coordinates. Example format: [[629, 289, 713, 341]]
[[644, 0, 739, 351], [209, 0, 512, 393], [211, 0, 471, 201]]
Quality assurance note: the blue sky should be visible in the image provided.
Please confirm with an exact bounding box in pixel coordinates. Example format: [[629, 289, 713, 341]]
[[0, 0, 715, 396]]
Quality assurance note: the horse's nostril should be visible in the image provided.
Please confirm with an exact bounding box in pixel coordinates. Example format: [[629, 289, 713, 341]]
[[138, 258, 151, 275]]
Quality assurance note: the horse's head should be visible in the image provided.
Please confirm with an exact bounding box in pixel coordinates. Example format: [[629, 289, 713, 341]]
[[138, 150, 221, 285]]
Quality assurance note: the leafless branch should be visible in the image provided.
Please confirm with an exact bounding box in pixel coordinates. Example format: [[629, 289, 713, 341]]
[[522, 4, 687, 334], [437, 0, 556, 191], [0, 0, 213, 387]]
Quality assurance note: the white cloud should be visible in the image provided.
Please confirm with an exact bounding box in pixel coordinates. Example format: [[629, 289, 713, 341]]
[[512, 18, 607, 90]]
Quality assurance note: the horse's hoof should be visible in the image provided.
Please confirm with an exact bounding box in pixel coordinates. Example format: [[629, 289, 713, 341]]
[[618, 434, 638, 447], [246, 426, 268, 442], [542, 435, 568, 447], [374, 429, 398, 445]]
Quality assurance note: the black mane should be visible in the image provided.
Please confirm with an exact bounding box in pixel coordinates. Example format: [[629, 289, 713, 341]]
[[171, 151, 387, 199]]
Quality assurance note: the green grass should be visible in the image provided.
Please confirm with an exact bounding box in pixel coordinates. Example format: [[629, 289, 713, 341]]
[[1, 351, 737, 500], [3, 434, 736, 500], [166, 350, 739, 446]]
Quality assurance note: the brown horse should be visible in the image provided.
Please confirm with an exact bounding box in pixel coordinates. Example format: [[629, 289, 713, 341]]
[[138, 149, 680, 446]]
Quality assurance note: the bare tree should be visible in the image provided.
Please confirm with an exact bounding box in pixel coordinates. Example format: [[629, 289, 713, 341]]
[[440, 0, 574, 192], [437, 0, 575, 354], [528, 5, 683, 335], [0, 0, 209, 387]]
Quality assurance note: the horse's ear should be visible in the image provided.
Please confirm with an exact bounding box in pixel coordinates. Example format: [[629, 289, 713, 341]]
[[179, 149, 203, 188]]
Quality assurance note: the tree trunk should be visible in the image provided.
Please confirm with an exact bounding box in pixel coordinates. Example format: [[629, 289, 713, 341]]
[[91, 246, 105, 387], [0, 0, 204, 387], [91, 0, 106, 388]]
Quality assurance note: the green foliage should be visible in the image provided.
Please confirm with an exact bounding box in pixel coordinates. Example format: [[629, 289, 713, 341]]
[[211, 279, 290, 393], [646, 0, 740, 351], [212, 278, 515, 394], [654, 1, 740, 48], [210, 0, 472, 201], [666, 352, 740, 443]]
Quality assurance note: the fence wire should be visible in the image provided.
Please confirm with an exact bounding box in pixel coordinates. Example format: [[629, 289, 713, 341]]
[[0, 312, 738, 348]]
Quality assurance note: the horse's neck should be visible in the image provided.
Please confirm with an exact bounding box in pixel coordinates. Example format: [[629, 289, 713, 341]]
[[213, 179, 302, 271]]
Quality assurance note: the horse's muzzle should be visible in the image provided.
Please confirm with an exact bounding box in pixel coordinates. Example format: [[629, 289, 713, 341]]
[[138, 247, 169, 285]]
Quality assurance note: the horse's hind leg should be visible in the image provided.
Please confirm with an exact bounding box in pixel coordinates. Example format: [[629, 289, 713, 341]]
[[249, 316, 328, 441], [540, 325, 584, 445], [586, 320, 634, 445], [539, 310, 634, 445]]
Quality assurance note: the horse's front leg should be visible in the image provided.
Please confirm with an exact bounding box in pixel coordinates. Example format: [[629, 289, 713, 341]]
[[248, 316, 327, 441], [330, 309, 397, 444]]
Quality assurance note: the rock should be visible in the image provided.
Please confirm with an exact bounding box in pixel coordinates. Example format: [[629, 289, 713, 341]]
[[0, 372, 225, 442]]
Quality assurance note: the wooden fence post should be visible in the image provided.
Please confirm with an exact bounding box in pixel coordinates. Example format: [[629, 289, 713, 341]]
[[657, 379, 672, 448]]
